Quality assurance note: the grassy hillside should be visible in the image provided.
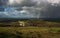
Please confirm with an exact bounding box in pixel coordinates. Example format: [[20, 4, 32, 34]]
[[0, 19, 60, 38], [0, 27, 60, 38]]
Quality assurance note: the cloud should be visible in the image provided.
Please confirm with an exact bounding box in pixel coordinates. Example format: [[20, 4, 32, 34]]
[[47, 0, 60, 4], [0, 0, 60, 18], [0, 7, 39, 18], [6, 0, 60, 18]]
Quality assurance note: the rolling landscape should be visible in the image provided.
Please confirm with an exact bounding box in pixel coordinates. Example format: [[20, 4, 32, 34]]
[[0, 0, 60, 38], [0, 18, 60, 38]]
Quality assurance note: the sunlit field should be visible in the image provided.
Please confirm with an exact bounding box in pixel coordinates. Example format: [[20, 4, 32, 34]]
[[0, 27, 60, 38]]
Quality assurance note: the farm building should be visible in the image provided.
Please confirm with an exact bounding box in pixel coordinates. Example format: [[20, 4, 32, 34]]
[[18, 21, 26, 27]]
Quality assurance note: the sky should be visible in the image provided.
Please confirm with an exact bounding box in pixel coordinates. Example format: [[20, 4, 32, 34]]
[[0, 0, 60, 18]]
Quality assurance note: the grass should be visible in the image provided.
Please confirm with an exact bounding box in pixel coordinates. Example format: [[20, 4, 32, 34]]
[[0, 27, 60, 38]]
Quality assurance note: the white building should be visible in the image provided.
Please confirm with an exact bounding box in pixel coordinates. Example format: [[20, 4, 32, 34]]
[[18, 21, 25, 27]]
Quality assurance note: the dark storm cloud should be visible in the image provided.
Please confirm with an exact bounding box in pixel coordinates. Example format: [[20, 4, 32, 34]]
[[9, 0, 38, 11], [9, 0, 37, 7], [0, 0, 8, 5], [43, 3, 60, 18], [19, 0, 37, 7]]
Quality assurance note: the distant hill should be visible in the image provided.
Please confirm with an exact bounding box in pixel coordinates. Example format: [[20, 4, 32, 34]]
[[0, 18, 60, 22]]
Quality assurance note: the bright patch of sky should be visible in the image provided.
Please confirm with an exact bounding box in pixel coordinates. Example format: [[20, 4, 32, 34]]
[[47, 0, 60, 3]]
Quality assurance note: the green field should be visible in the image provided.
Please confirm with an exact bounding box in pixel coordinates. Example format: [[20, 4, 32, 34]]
[[0, 27, 60, 38]]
